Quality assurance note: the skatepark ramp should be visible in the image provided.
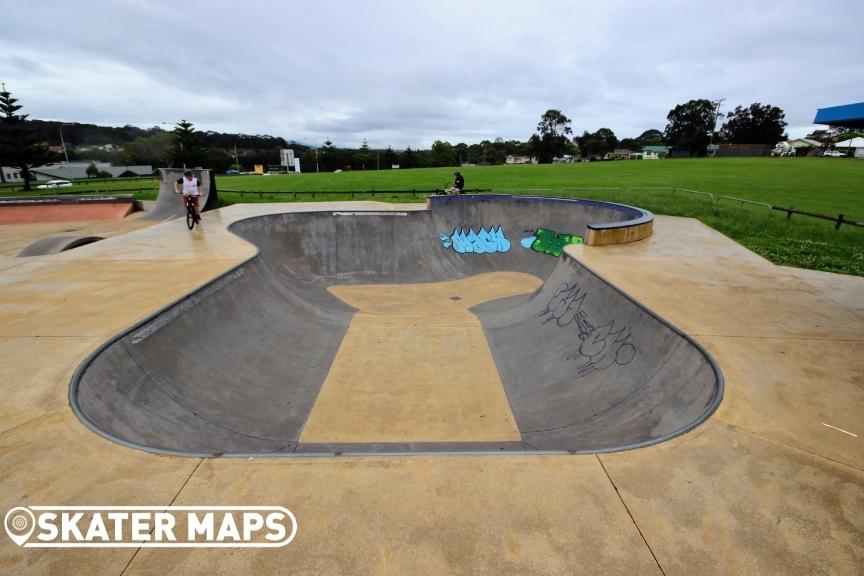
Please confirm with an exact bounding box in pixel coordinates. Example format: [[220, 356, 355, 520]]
[[0, 195, 136, 224], [143, 168, 218, 221], [17, 235, 105, 257], [71, 195, 723, 456]]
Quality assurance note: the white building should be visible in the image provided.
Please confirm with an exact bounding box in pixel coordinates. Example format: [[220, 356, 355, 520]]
[[834, 137, 864, 158], [30, 162, 153, 180], [1, 166, 24, 183], [505, 155, 537, 164]]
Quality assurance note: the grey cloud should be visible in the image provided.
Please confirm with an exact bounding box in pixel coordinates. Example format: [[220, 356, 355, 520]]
[[3, 0, 862, 146]]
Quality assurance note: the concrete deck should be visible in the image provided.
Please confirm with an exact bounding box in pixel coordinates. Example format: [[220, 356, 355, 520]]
[[0, 202, 861, 575]]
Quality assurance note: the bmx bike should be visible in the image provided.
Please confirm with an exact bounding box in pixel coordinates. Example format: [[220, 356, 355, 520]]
[[436, 181, 463, 196], [184, 195, 201, 229]]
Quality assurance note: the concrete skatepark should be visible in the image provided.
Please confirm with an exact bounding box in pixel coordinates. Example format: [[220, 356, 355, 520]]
[[0, 189, 861, 574]]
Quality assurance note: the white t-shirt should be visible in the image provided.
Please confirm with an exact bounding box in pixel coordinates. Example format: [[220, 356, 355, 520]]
[[178, 177, 201, 196]]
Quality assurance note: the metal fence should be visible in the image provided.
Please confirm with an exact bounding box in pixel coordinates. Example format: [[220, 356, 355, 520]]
[[559, 186, 861, 230], [2, 181, 860, 230], [0, 175, 157, 192], [219, 188, 492, 199]]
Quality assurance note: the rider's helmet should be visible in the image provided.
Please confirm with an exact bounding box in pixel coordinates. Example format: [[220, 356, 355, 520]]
[[183, 169, 194, 177]]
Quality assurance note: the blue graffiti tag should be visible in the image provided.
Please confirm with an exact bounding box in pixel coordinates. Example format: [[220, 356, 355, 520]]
[[439, 226, 511, 254]]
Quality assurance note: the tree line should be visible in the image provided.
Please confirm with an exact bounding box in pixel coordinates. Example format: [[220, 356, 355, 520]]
[[3, 83, 862, 191], [532, 100, 794, 161]]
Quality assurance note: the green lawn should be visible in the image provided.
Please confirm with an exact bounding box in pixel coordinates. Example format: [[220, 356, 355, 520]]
[[3, 158, 862, 275], [214, 159, 864, 276], [218, 158, 864, 219]]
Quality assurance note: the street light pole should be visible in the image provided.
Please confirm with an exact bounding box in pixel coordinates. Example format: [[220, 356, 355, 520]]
[[59, 123, 73, 163], [709, 98, 725, 150]]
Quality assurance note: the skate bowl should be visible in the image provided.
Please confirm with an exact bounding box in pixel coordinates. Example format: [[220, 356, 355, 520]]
[[70, 195, 723, 456]]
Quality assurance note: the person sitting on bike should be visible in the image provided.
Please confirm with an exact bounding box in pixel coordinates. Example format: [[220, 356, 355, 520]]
[[445, 171, 465, 195], [175, 169, 202, 221]]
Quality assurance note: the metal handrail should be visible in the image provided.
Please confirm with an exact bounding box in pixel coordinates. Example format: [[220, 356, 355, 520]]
[[717, 195, 772, 214]]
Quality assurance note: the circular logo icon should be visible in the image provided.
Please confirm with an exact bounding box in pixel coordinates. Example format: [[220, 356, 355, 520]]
[[4, 507, 36, 546]]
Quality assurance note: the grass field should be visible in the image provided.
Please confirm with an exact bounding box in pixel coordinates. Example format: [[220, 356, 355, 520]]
[[217, 157, 863, 217], [3, 158, 862, 275], [211, 158, 864, 276]]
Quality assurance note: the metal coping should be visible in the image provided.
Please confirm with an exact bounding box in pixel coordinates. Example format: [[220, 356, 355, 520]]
[[68, 196, 719, 459]]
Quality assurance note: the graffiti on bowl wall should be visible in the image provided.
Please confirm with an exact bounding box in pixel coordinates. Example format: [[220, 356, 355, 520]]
[[539, 282, 637, 376], [438, 226, 511, 254], [521, 228, 584, 257]]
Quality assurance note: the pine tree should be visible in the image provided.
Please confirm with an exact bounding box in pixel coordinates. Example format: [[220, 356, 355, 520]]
[[0, 84, 50, 190], [168, 119, 206, 168], [355, 139, 371, 170]]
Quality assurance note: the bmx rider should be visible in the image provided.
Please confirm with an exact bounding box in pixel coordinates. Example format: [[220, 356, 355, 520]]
[[175, 169, 202, 222]]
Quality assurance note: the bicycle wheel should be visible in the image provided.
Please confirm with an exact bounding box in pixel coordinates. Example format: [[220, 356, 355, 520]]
[[186, 204, 195, 229]]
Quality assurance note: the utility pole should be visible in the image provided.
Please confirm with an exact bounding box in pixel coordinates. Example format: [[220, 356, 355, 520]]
[[59, 123, 74, 163], [709, 98, 725, 148]]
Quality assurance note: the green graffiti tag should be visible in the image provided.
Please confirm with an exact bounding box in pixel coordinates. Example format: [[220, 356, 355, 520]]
[[520, 228, 584, 257]]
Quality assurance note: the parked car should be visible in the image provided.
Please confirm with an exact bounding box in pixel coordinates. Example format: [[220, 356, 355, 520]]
[[225, 169, 239, 175], [36, 180, 74, 189], [823, 150, 846, 157]]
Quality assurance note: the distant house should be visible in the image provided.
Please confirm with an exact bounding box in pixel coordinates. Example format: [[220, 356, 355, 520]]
[[75, 143, 117, 153], [641, 145, 671, 159], [834, 136, 864, 158], [1, 166, 24, 183], [505, 155, 537, 164], [772, 139, 822, 157], [552, 155, 577, 163], [606, 149, 635, 160], [705, 144, 720, 157], [30, 162, 153, 180], [789, 138, 821, 149]]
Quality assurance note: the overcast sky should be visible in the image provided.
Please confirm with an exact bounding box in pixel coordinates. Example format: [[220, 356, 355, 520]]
[[3, 0, 862, 148]]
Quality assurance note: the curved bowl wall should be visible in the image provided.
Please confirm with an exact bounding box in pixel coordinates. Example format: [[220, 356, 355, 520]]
[[70, 195, 723, 456]]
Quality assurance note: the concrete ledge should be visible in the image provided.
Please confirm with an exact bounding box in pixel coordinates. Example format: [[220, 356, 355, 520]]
[[587, 220, 654, 245]]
